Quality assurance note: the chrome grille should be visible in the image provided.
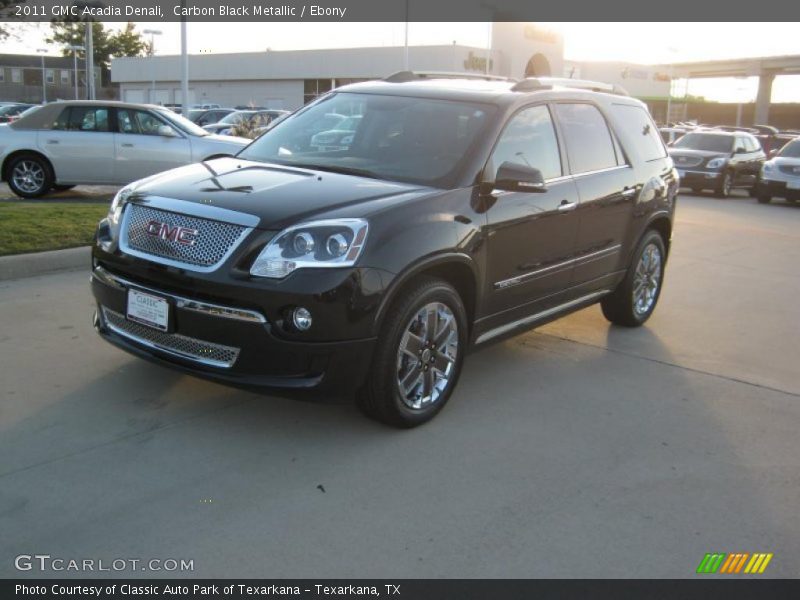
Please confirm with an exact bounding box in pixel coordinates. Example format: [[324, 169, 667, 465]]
[[102, 307, 240, 368], [122, 203, 249, 270], [778, 164, 800, 176], [673, 155, 704, 168]]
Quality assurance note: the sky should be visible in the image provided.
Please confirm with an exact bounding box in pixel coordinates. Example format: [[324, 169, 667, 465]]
[[4, 21, 800, 102]]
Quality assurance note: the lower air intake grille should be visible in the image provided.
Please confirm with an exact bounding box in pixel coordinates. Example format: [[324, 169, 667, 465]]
[[102, 307, 240, 368]]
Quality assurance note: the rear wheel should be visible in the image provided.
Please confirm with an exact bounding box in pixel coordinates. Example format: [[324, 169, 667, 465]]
[[6, 154, 53, 198], [358, 277, 467, 428], [601, 230, 666, 327]]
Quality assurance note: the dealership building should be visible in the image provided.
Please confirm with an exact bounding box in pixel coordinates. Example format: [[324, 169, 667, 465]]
[[111, 23, 670, 111]]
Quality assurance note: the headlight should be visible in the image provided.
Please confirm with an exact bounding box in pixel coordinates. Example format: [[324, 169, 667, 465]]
[[706, 158, 726, 170], [108, 184, 135, 226], [762, 162, 775, 174], [250, 219, 368, 278]]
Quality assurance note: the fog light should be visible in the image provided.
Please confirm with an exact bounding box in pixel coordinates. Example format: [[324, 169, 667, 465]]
[[292, 307, 313, 331]]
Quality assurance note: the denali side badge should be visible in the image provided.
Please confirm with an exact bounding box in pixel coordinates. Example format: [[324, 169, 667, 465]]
[[145, 220, 199, 246]]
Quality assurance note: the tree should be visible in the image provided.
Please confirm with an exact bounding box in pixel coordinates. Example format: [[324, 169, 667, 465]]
[[46, 20, 148, 70]]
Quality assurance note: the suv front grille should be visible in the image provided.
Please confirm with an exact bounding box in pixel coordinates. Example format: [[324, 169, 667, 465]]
[[102, 307, 240, 368], [121, 204, 249, 271], [673, 155, 704, 168], [778, 164, 800, 176]]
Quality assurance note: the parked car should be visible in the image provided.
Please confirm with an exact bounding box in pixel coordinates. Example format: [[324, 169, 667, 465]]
[[162, 103, 183, 114], [659, 127, 686, 146], [310, 115, 363, 151], [756, 138, 800, 204], [189, 103, 221, 110], [0, 100, 250, 198], [0, 103, 37, 123], [202, 110, 290, 135], [90, 73, 677, 427], [669, 130, 765, 197], [187, 108, 235, 127]]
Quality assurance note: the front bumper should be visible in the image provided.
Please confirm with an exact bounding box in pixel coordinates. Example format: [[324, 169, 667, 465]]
[[91, 264, 377, 396], [675, 168, 722, 189], [758, 177, 800, 199]]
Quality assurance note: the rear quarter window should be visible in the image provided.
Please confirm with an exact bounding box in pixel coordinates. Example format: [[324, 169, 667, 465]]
[[608, 103, 667, 162]]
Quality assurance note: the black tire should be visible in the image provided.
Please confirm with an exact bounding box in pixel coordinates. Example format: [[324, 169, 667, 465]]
[[601, 230, 666, 328], [358, 277, 468, 428], [757, 194, 772, 204], [6, 153, 54, 198], [52, 184, 75, 192], [715, 171, 732, 198]]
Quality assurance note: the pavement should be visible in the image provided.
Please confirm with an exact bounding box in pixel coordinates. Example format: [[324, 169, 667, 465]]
[[0, 192, 798, 579], [0, 183, 118, 203]]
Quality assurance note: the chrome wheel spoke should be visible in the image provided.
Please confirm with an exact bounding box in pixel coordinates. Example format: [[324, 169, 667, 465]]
[[400, 369, 422, 396], [433, 351, 453, 373], [632, 242, 662, 317], [401, 332, 424, 358]]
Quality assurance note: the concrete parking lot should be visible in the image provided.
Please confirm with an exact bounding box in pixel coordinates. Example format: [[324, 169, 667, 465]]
[[1, 192, 798, 578]]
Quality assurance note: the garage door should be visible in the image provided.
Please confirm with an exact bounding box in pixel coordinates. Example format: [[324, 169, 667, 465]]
[[123, 89, 146, 104]]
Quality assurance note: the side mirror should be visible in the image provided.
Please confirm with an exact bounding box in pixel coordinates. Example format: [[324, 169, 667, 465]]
[[768, 149, 778, 158], [491, 162, 547, 193], [158, 124, 178, 138]]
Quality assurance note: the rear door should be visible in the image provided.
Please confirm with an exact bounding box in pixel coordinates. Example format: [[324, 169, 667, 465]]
[[38, 105, 116, 183], [114, 108, 192, 183], [553, 102, 637, 290]]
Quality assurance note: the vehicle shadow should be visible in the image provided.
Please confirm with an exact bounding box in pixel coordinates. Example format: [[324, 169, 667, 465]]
[[1, 310, 797, 578]]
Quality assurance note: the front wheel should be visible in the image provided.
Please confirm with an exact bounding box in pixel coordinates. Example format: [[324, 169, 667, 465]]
[[715, 171, 732, 198], [601, 230, 666, 327], [7, 154, 54, 198], [358, 277, 467, 428]]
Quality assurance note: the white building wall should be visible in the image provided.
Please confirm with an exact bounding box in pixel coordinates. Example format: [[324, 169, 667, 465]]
[[565, 60, 671, 99], [120, 79, 304, 110]]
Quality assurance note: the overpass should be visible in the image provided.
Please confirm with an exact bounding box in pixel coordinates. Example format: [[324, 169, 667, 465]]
[[657, 55, 800, 124]]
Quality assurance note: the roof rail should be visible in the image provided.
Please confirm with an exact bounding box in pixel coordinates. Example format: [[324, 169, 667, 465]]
[[384, 70, 515, 83], [511, 77, 630, 96]]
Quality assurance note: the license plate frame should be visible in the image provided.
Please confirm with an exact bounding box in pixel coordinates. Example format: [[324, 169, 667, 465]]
[[126, 289, 170, 332]]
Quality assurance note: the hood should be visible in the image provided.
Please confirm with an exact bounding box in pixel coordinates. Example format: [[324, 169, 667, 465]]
[[668, 148, 730, 160], [128, 157, 435, 229], [203, 123, 232, 133], [770, 156, 800, 168]]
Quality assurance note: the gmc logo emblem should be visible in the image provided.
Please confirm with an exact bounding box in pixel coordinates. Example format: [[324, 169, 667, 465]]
[[145, 220, 198, 246]]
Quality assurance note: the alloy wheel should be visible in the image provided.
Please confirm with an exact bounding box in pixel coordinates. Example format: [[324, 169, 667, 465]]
[[11, 160, 46, 194], [396, 302, 459, 410], [632, 243, 662, 318]]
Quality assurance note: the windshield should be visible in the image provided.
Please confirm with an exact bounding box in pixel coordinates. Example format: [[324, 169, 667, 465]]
[[777, 140, 800, 158], [238, 92, 496, 187], [673, 133, 734, 153], [155, 108, 209, 137]]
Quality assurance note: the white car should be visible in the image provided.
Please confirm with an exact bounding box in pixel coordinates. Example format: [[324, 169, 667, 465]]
[[0, 101, 250, 198], [757, 137, 800, 204]]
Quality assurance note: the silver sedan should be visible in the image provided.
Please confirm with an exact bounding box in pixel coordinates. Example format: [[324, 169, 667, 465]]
[[0, 100, 250, 198]]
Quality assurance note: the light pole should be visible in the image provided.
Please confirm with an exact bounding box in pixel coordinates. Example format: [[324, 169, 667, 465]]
[[143, 29, 162, 104], [66, 44, 84, 100], [36, 49, 47, 103], [666, 46, 679, 125]]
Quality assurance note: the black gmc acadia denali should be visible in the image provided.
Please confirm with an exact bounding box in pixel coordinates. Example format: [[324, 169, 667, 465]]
[[91, 73, 677, 427]]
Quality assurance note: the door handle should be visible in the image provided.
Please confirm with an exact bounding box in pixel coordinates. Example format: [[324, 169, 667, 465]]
[[121, 143, 134, 148], [621, 187, 637, 197], [45, 139, 59, 145], [557, 200, 577, 212]]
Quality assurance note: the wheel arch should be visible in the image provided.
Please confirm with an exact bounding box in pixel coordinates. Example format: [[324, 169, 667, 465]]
[[645, 213, 673, 256], [372, 253, 480, 338]]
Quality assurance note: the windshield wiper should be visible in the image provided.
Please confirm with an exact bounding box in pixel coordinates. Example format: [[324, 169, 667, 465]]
[[290, 163, 382, 180]]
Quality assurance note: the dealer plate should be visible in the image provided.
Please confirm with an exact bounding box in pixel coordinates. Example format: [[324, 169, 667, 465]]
[[127, 289, 169, 331]]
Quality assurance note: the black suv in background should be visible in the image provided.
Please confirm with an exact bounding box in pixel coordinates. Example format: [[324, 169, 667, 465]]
[[91, 73, 677, 427], [668, 130, 765, 197]]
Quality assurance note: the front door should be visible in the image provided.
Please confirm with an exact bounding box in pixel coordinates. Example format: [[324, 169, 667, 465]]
[[114, 108, 192, 184], [482, 104, 581, 321]]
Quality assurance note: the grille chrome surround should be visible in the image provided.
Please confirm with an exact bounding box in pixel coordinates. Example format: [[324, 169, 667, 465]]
[[120, 202, 252, 272], [673, 155, 704, 168], [102, 307, 241, 368]]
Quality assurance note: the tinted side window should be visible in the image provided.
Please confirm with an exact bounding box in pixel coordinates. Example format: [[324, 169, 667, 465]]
[[608, 103, 667, 162], [66, 107, 109, 132], [553, 103, 618, 174], [734, 137, 747, 152], [488, 104, 561, 181], [52, 108, 71, 131], [117, 109, 166, 135]]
